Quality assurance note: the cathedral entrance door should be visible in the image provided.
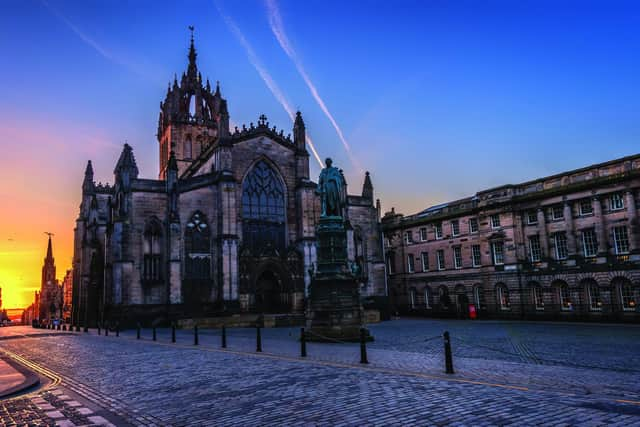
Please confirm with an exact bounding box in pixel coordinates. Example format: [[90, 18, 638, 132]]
[[255, 270, 286, 313]]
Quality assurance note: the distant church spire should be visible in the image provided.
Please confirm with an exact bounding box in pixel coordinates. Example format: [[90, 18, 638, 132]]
[[362, 171, 373, 200], [83, 160, 95, 193], [187, 25, 197, 76]]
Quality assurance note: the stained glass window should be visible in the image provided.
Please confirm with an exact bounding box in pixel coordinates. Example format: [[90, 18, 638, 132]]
[[185, 212, 211, 280]]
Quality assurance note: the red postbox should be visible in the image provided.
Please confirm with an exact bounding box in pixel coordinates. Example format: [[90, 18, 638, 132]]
[[468, 304, 477, 320]]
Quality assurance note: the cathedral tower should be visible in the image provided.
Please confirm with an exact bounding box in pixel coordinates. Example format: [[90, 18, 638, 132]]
[[157, 29, 230, 179]]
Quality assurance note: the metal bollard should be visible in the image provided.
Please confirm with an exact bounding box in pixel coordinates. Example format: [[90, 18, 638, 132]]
[[172, 324, 176, 343], [136, 323, 141, 340], [76, 324, 80, 332], [300, 327, 307, 358], [256, 326, 262, 352], [105, 325, 109, 336], [194, 324, 199, 346], [63, 324, 67, 331], [116, 322, 120, 337], [221, 325, 227, 348], [83, 324, 88, 333], [360, 328, 368, 364], [57, 324, 61, 331], [152, 326, 157, 341], [443, 331, 454, 374], [97, 324, 101, 335]]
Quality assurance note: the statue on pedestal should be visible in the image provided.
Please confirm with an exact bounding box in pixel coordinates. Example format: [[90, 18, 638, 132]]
[[316, 158, 345, 218]]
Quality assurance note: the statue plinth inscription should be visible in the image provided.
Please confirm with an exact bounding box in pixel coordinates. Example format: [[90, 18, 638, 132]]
[[306, 158, 372, 342]]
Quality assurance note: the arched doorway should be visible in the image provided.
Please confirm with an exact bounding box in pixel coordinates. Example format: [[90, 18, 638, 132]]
[[255, 270, 289, 313]]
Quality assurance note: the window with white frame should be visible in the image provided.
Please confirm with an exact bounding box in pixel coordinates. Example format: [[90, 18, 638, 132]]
[[435, 223, 443, 239], [613, 226, 630, 254], [387, 254, 395, 274], [582, 228, 598, 257], [474, 286, 485, 308], [424, 287, 432, 309], [404, 231, 413, 245], [437, 249, 445, 270], [558, 283, 571, 310], [409, 288, 417, 309], [469, 217, 479, 233], [552, 205, 564, 220], [421, 252, 429, 271], [472, 244, 481, 267], [527, 211, 538, 225], [532, 284, 544, 310], [384, 237, 390, 248], [419, 227, 428, 241], [490, 214, 501, 228], [587, 283, 602, 311], [497, 285, 510, 310], [554, 232, 568, 260], [610, 193, 625, 211], [491, 241, 504, 265], [619, 283, 636, 311], [528, 235, 541, 262], [579, 199, 593, 216], [451, 220, 460, 236], [453, 246, 462, 269], [407, 254, 415, 273]]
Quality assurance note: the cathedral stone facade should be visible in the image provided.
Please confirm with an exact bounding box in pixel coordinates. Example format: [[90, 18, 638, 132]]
[[71, 37, 386, 327]]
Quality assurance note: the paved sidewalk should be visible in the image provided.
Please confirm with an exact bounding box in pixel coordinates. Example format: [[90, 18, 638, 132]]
[[0, 358, 26, 397]]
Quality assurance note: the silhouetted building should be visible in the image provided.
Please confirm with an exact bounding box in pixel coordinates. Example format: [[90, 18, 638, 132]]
[[72, 34, 385, 327], [383, 155, 640, 322], [39, 235, 62, 322]]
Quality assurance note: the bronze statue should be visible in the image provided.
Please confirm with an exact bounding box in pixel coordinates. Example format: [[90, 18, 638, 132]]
[[317, 158, 345, 217]]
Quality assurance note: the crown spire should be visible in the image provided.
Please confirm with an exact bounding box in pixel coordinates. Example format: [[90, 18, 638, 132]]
[[188, 25, 197, 74]]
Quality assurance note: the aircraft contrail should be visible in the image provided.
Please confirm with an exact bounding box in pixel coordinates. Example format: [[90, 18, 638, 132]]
[[214, 2, 324, 168], [265, 0, 362, 173]]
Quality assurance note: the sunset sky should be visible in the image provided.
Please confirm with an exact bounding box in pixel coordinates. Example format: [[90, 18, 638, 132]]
[[1, 0, 640, 308]]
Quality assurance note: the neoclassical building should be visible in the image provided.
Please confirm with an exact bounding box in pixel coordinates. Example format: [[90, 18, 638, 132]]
[[71, 37, 386, 327], [383, 155, 640, 322]]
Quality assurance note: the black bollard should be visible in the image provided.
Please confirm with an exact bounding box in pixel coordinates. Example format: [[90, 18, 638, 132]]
[[194, 324, 199, 346], [152, 326, 157, 341], [57, 323, 61, 331], [360, 328, 369, 364], [76, 324, 80, 332], [256, 326, 262, 352], [116, 322, 120, 337], [62, 324, 67, 331], [443, 331, 454, 374], [97, 324, 101, 335], [221, 325, 227, 348], [83, 324, 88, 333], [136, 323, 141, 340], [300, 327, 307, 358], [172, 324, 176, 343], [105, 325, 109, 336]]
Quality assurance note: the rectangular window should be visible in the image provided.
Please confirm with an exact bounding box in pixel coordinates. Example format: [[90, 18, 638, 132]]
[[554, 232, 568, 260], [588, 284, 602, 311], [559, 286, 571, 311], [620, 284, 636, 311], [419, 227, 428, 241], [472, 245, 481, 267], [528, 235, 541, 262], [421, 252, 429, 271], [437, 249, 445, 270], [387, 254, 395, 274], [582, 228, 598, 257], [490, 214, 501, 228], [404, 231, 412, 245], [407, 254, 415, 273], [491, 242, 504, 265], [613, 226, 630, 254], [453, 246, 462, 269], [533, 286, 544, 310], [552, 205, 564, 220], [610, 193, 625, 211], [435, 223, 443, 239], [527, 211, 538, 225], [451, 220, 460, 236], [579, 199, 593, 216], [384, 238, 390, 248], [469, 217, 479, 233]]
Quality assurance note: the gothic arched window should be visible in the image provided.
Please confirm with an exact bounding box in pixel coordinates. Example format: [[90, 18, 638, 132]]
[[143, 218, 163, 282], [242, 160, 286, 254], [185, 212, 211, 280], [184, 136, 192, 159]]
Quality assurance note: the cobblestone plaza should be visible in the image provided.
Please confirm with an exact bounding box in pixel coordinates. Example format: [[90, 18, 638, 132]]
[[1, 320, 640, 426]]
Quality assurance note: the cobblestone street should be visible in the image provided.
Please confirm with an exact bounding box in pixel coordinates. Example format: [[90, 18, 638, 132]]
[[1, 320, 640, 426]]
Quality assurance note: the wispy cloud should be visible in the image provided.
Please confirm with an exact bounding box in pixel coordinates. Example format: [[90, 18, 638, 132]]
[[214, 1, 324, 168], [265, 0, 362, 173], [41, 0, 162, 85]]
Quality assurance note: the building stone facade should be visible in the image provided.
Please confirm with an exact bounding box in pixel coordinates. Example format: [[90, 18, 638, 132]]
[[71, 36, 386, 327], [38, 236, 63, 323], [382, 155, 640, 322]]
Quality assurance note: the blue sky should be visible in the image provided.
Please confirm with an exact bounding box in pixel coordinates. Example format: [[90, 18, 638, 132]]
[[2, 0, 640, 213]]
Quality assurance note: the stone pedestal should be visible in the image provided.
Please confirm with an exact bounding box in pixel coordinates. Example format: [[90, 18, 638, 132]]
[[306, 217, 371, 342]]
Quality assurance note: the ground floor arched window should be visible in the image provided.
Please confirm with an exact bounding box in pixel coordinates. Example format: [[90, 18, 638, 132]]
[[583, 280, 602, 311], [530, 282, 544, 311], [474, 285, 485, 310], [424, 287, 432, 309], [409, 288, 417, 309], [496, 284, 510, 310], [613, 278, 637, 311]]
